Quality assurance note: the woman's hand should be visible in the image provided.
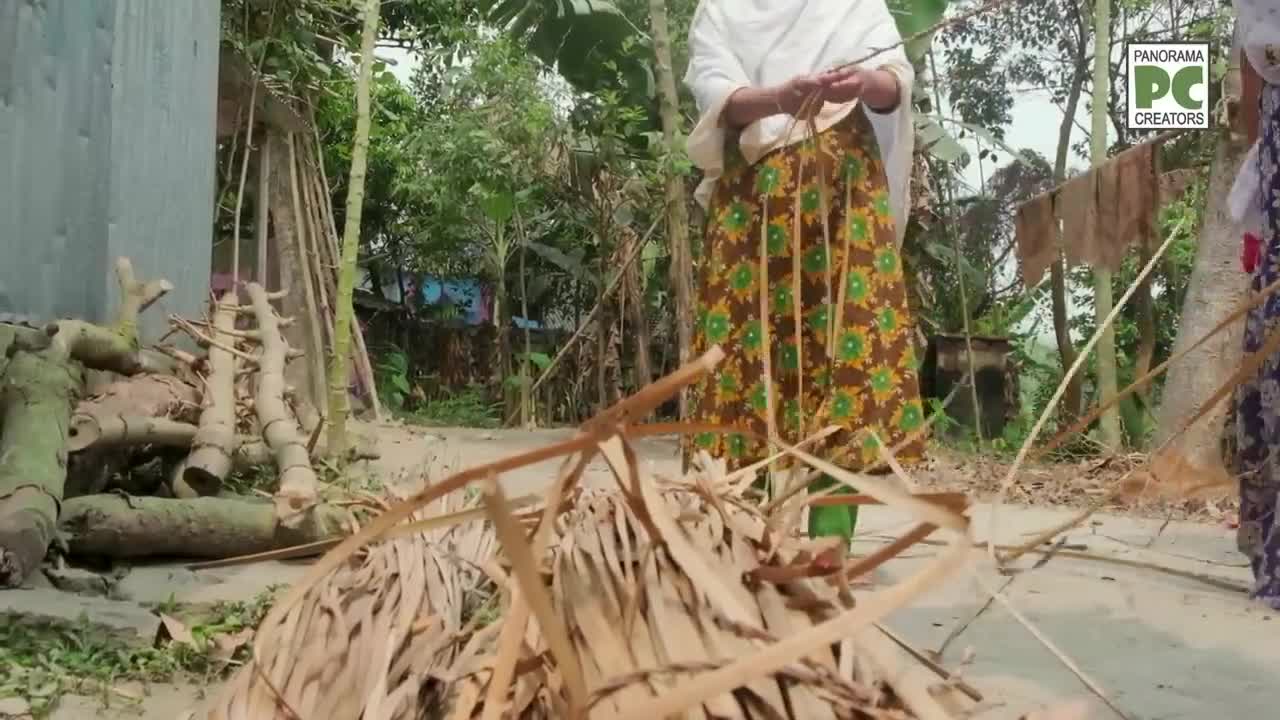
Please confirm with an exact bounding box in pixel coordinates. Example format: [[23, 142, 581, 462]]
[[817, 67, 902, 112], [773, 74, 827, 118], [724, 67, 902, 129]]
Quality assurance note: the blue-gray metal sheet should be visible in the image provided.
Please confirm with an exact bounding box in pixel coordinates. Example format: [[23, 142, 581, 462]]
[[0, 0, 218, 341]]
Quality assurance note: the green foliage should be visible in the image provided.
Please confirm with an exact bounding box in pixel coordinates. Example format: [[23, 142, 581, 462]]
[[888, 0, 951, 61], [0, 590, 277, 717], [375, 346, 413, 410], [406, 385, 502, 428], [480, 0, 653, 111], [223, 464, 277, 495]]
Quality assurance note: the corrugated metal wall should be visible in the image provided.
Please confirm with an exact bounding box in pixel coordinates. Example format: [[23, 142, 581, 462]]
[[0, 0, 218, 341]]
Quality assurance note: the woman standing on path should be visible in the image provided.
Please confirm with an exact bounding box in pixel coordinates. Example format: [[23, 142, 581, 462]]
[[1233, 0, 1280, 609], [682, 0, 925, 551]]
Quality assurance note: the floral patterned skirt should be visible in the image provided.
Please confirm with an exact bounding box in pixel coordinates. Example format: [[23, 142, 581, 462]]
[[685, 109, 926, 486], [1236, 81, 1280, 609]]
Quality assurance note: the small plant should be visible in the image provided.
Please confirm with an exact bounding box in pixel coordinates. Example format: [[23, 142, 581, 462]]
[[375, 346, 413, 411], [222, 463, 276, 495], [928, 396, 959, 437], [0, 588, 282, 717], [407, 384, 501, 428]]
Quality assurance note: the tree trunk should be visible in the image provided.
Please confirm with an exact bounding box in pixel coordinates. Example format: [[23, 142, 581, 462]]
[[520, 228, 533, 428], [596, 257, 609, 413], [1050, 55, 1089, 422], [59, 495, 349, 560], [648, 0, 694, 420], [0, 349, 82, 587], [1154, 26, 1248, 465], [70, 373, 200, 497], [1090, 0, 1122, 450], [327, 0, 381, 460], [625, 233, 653, 389]]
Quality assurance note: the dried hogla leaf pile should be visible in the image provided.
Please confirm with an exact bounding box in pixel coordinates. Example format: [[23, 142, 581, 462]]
[[203, 349, 976, 720], [207, 489, 499, 720]]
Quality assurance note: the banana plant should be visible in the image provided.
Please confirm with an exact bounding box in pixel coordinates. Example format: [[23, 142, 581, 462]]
[[478, 0, 649, 97], [887, 0, 950, 63], [886, 0, 971, 168]]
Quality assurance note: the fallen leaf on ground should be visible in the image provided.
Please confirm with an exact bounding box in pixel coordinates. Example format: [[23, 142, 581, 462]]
[[158, 613, 195, 646], [211, 628, 255, 666]]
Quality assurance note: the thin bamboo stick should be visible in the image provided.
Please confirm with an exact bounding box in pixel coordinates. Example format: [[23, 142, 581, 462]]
[[286, 134, 330, 407], [255, 142, 271, 286], [296, 148, 335, 353], [304, 128, 382, 420]]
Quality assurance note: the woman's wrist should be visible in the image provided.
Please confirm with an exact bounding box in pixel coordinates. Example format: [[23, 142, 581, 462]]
[[862, 69, 902, 113], [724, 85, 793, 128]]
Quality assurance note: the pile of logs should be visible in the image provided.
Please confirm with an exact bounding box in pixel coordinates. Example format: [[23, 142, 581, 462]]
[[0, 258, 374, 588]]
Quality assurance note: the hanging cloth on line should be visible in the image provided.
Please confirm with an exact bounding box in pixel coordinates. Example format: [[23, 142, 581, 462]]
[[1014, 194, 1056, 286], [1014, 140, 1159, 287]]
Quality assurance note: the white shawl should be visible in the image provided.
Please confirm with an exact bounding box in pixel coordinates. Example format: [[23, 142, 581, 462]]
[[1228, 0, 1280, 228], [683, 0, 916, 245]]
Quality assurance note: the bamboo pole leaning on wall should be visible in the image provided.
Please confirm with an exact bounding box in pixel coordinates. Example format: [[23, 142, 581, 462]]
[[286, 134, 329, 408], [279, 127, 381, 422]]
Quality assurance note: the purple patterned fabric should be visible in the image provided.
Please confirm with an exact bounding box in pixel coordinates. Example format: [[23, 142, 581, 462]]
[[1236, 81, 1280, 609]]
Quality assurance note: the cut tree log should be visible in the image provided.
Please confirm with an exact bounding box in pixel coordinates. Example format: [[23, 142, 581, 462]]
[[77, 374, 200, 423], [233, 437, 379, 470], [68, 365, 201, 497], [67, 415, 197, 452], [47, 258, 174, 375], [0, 258, 172, 586], [246, 282, 320, 525], [174, 294, 240, 498], [0, 350, 82, 587], [58, 494, 351, 560]]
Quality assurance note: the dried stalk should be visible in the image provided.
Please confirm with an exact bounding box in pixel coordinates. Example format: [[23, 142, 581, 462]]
[[989, 226, 1181, 563]]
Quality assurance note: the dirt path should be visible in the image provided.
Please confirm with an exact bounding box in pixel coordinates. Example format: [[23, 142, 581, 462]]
[[36, 422, 1280, 718]]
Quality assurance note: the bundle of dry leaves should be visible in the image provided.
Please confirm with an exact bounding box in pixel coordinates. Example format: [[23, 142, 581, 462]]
[[199, 349, 1097, 720]]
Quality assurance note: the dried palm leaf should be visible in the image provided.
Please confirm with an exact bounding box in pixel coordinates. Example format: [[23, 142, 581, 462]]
[[206, 487, 499, 720], [208, 349, 974, 720], [446, 432, 972, 720]]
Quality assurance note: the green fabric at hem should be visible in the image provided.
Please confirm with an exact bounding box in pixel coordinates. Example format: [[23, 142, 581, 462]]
[[752, 473, 859, 542]]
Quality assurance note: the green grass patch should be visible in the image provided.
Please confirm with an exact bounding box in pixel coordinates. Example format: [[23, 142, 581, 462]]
[[0, 588, 278, 717], [400, 384, 501, 428]]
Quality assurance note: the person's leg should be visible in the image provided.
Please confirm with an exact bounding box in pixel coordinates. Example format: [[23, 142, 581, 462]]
[[801, 112, 926, 554], [807, 474, 858, 543], [685, 138, 775, 471], [1237, 81, 1280, 608]]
